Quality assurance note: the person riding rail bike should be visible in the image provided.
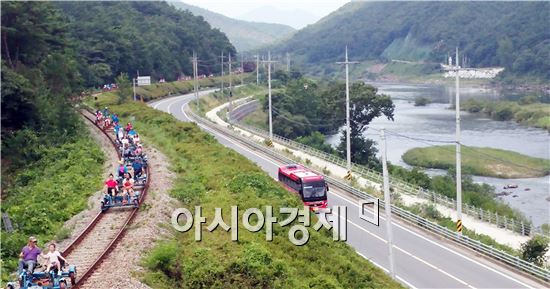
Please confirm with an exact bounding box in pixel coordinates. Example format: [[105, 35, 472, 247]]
[[104, 173, 119, 197], [117, 160, 128, 178], [132, 158, 143, 180], [125, 122, 133, 133], [17, 236, 41, 279], [121, 173, 135, 203], [41, 243, 67, 276]]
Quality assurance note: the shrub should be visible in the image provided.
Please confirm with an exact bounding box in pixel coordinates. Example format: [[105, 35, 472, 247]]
[[414, 96, 431, 106], [521, 235, 549, 266]]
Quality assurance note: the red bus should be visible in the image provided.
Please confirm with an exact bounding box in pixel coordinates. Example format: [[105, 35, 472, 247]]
[[278, 164, 328, 211]]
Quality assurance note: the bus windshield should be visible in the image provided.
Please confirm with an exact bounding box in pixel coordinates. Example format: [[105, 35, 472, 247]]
[[302, 181, 326, 200]]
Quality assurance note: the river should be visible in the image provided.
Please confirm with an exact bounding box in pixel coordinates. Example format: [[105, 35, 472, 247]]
[[325, 82, 550, 226]]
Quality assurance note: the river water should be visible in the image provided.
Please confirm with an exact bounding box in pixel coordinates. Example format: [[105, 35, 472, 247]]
[[325, 82, 550, 226]]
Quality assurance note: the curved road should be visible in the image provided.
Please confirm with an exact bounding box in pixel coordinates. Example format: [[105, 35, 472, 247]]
[[150, 91, 542, 289]]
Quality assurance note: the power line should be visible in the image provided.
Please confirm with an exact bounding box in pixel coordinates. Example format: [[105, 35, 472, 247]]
[[383, 129, 455, 144]]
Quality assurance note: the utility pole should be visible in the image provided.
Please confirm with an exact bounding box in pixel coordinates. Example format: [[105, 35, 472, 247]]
[[240, 53, 244, 85], [255, 55, 260, 85], [262, 51, 278, 144], [336, 46, 358, 180], [381, 129, 395, 279], [192, 51, 199, 109], [454, 47, 463, 234], [286, 52, 290, 72], [228, 53, 233, 115], [220, 51, 224, 94]]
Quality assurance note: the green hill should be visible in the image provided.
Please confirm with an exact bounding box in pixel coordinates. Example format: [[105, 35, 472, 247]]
[[55, 1, 235, 86], [272, 1, 550, 80], [171, 2, 295, 51]]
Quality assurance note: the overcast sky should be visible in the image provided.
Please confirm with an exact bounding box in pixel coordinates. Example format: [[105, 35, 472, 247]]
[[179, 0, 350, 27]]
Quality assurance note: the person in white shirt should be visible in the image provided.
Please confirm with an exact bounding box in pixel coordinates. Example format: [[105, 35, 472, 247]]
[[42, 243, 67, 273]]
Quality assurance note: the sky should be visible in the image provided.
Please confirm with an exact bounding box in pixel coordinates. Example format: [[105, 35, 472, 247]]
[[179, 0, 350, 28]]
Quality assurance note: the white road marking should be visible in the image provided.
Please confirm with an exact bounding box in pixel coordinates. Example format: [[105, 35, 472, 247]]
[[355, 251, 418, 289], [342, 212, 475, 288]]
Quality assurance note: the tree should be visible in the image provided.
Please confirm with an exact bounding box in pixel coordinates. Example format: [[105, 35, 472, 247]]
[[1, 2, 67, 69], [496, 37, 514, 69], [115, 73, 132, 104], [337, 82, 395, 168], [296, 132, 335, 154], [521, 235, 549, 266]]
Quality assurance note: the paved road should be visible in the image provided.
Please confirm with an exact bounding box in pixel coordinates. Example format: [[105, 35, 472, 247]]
[[149, 92, 543, 289]]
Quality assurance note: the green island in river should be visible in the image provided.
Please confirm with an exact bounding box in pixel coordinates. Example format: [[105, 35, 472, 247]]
[[402, 145, 550, 178]]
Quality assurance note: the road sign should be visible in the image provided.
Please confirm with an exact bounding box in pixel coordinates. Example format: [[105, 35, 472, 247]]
[[137, 76, 151, 86], [456, 219, 463, 232], [344, 170, 352, 181]]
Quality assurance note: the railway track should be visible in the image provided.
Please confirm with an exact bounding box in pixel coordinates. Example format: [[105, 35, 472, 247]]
[[57, 111, 151, 288]]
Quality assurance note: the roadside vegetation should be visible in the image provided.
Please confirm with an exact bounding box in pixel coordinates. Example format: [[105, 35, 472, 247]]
[[402, 145, 550, 178], [520, 235, 549, 267], [462, 96, 550, 131], [389, 165, 526, 222], [404, 203, 518, 255], [89, 96, 403, 289]]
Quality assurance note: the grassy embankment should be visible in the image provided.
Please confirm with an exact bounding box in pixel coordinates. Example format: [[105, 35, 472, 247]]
[[90, 95, 402, 288], [462, 98, 550, 131], [402, 145, 550, 178], [1, 126, 104, 283]]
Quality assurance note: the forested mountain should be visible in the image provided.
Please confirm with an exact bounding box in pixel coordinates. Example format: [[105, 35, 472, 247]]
[[2, 1, 234, 135], [56, 1, 235, 85], [171, 2, 295, 51], [1, 0, 234, 176], [273, 1, 550, 80]]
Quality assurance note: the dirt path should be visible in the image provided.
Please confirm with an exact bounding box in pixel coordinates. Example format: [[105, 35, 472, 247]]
[[56, 114, 176, 288]]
